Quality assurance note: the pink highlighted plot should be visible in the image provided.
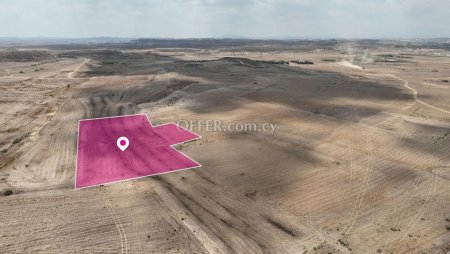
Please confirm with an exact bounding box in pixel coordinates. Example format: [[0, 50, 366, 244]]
[[76, 114, 201, 188]]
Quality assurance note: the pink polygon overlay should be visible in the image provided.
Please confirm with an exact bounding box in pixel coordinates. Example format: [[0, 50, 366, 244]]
[[75, 114, 201, 189]]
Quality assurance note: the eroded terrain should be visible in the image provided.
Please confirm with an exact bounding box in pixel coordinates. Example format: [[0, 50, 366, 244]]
[[0, 40, 449, 253]]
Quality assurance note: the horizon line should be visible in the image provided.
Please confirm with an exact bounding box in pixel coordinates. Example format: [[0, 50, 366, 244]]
[[0, 36, 449, 41]]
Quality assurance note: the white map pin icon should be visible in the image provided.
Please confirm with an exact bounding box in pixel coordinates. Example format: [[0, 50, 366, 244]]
[[117, 137, 129, 151]]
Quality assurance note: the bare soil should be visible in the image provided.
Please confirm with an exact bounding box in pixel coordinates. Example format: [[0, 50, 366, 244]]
[[0, 41, 449, 254]]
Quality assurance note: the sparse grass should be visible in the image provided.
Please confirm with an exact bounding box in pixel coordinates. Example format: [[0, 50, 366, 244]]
[[1, 149, 7, 153]]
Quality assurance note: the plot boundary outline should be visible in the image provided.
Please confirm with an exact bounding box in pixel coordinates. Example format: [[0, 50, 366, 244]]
[[75, 113, 202, 189]]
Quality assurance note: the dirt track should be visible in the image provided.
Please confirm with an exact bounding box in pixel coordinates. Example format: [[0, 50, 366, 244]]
[[0, 45, 449, 253]]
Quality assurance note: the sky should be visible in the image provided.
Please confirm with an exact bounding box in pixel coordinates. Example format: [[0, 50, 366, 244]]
[[0, 0, 448, 39]]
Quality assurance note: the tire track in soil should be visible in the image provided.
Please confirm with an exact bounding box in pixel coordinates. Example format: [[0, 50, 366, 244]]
[[344, 135, 373, 236], [106, 201, 128, 254], [391, 168, 438, 252]]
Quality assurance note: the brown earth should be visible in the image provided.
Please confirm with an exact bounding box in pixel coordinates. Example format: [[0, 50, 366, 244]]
[[0, 42, 449, 254]]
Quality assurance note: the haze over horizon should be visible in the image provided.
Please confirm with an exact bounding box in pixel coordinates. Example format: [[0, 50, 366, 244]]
[[0, 0, 449, 39]]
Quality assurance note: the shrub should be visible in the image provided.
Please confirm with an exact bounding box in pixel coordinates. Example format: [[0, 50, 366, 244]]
[[3, 190, 13, 196]]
